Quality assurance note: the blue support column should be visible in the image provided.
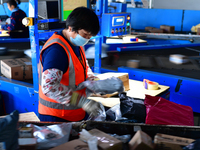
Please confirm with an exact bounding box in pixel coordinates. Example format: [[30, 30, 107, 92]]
[[103, 0, 108, 14], [29, 0, 39, 93], [94, 36, 103, 73]]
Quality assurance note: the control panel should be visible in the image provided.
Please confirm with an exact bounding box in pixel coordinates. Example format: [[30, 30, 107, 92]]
[[101, 13, 131, 37]]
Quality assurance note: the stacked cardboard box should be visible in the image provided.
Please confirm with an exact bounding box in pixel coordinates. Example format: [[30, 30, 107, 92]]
[[129, 130, 154, 150], [145, 25, 175, 33], [160, 25, 175, 33], [1, 58, 32, 80], [154, 133, 195, 150], [18, 127, 37, 150], [50, 129, 122, 150]]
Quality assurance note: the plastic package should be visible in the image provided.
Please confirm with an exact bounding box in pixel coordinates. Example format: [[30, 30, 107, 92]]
[[0, 110, 19, 150], [32, 123, 72, 149], [183, 139, 200, 150], [79, 129, 98, 150], [34, 128, 57, 140], [88, 136, 98, 150], [87, 101, 106, 121], [119, 92, 146, 123], [106, 104, 127, 121], [108, 134, 131, 143], [76, 77, 124, 96], [145, 95, 194, 126]]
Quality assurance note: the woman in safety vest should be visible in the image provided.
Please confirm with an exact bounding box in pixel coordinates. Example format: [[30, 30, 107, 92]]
[[39, 7, 101, 122]]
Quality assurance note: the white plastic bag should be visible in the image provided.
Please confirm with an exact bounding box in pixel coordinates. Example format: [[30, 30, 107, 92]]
[[33, 123, 72, 149]]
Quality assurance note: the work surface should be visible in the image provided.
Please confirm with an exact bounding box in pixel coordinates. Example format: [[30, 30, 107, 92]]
[[88, 79, 169, 108], [0, 112, 40, 122], [0, 30, 9, 37]]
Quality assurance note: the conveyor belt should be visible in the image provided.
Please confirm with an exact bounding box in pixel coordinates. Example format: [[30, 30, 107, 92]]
[[97, 46, 200, 80]]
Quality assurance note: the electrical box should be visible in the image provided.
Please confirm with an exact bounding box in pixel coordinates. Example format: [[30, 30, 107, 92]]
[[38, 1, 58, 19], [101, 13, 131, 37]]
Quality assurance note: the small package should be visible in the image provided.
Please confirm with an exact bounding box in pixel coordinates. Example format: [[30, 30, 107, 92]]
[[129, 130, 154, 150], [160, 25, 175, 33], [145, 27, 155, 31], [1, 58, 32, 80], [149, 28, 164, 33], [19, 127, 33, 138], [154, 133, 195, 150], [50, 139, 89, 150], [89, 129, 123, 150], [169, 54, 189, 64], [18, 138, 37, 150]]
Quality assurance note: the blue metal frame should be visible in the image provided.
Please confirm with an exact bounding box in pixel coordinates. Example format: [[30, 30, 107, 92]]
[[0, 76, 37, 114], [94, 35, 103, 73], [0, 38, 30, 43], [29, 0, 39, 93], [117, 43, 200, 52], [0, 0, 40, 115]]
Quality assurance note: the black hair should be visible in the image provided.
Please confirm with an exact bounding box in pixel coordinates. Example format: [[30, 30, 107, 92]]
[[65, 7, 100, 36], [6, 0, 21, 8]]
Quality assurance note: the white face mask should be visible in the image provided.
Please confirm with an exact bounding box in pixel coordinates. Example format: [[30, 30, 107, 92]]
[[70, 34, 90, 46]]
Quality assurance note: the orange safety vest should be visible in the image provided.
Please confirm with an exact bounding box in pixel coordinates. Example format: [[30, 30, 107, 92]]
[[38, 33, 88, 121]]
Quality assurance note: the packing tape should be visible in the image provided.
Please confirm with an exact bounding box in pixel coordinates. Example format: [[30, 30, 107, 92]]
[[143, 79, 159, 90]]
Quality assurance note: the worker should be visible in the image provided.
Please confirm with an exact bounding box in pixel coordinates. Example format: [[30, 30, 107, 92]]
[[38, 7, 101, 122], [0, 0, 29, 38]]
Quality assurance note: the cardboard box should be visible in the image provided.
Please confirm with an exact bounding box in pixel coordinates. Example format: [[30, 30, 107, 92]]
[[149, 28, 165, 33], [1, 58, 32, 80], [129, 130, 154, 150], [197, 28, 200, 35], [19, 127, 33, 138], [154, 133, 195, 150], [145, 27, 155, 31], [18, 138, 37, 150], [89, 129, 123, 150], [50, 139, 89, 150], [160, 25, 175, 33]]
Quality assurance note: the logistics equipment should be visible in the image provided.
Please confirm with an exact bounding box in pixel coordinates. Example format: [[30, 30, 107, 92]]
[[101, 13, 131, 37], [94, 0, 132, 73]]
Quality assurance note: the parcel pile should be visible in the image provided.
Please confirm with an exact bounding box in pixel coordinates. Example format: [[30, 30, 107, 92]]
[[17, 120, 200, 150]]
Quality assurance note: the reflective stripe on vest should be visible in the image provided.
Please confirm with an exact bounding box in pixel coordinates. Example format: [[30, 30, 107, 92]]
[[39, 96, 78, 110], [41, 38, 76, 90]]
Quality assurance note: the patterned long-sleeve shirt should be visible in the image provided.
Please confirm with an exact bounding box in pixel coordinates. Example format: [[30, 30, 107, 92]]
[[1, 7, 29, 38]]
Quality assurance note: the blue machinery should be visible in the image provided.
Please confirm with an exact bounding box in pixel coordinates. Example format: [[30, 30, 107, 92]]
[[0, 0, 200, 115]]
